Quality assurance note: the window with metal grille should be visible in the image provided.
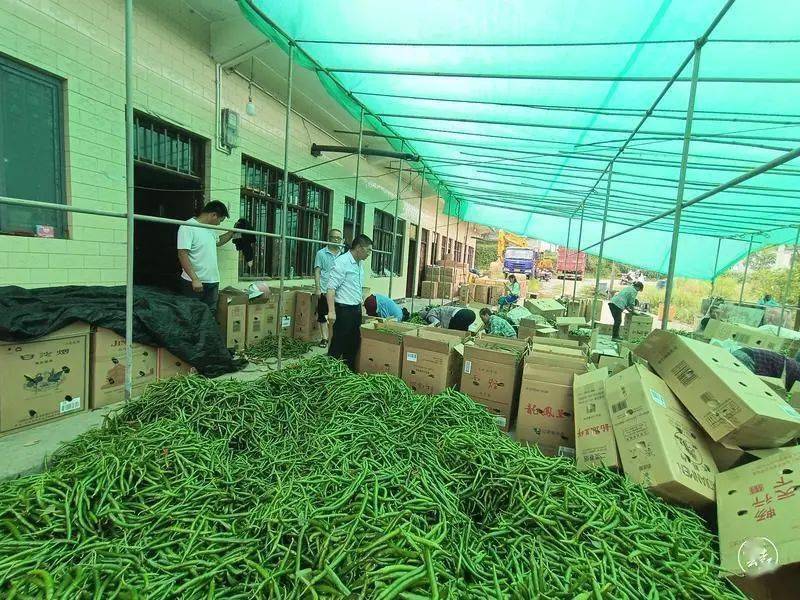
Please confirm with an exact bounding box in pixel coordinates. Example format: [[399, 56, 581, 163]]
[[239, 156, 330, 279], [134, 113, 203, 177], [372, 209, 404, 276], [0, 55, 66, 237], [467, 245, 475, 267], [432, 233, 440, 263], [343, 196, 364, 246], [455, 241, 463, 262]]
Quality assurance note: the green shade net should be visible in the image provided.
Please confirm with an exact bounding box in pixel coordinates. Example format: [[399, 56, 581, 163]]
[[238, 0, 800, 279]]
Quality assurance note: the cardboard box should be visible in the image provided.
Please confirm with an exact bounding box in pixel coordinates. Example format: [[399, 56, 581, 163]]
[[595, 323, 614, 337], [532, 337, 581, 350], [357, 322, 418, 376], [0, 323, 90, 433], [246, 294, 278, 347], [517, 373, 575, 456], [526, 348, 588, 373], [277, 288, 297, 336], [635, 330, 800, 448], [426, 265, 441, 281], [217, 286, 249, 350], [437, 282, 454, 300], [525, 298, 566, 322], [534, 326, 558, 337], [293, 290, 322, 342], [583, 299, 602, 322], [421, 280, 438, 300], [473, 284, 490, 304], [458, 284, 471, 304], [90, 327, 157, 409], [523, 363, 576, 387], [606, 364, 718, 507], [439, 266, 456, 280], [157, 348, 195, 379], [402, 329, 465, 395], [717, 446, 800, 589], [461, 338, 527, 429], [573, 368, 620, 470], [704, 319, 786, 352], [488, 285, 504, 305], [556, 316, 588, 330]]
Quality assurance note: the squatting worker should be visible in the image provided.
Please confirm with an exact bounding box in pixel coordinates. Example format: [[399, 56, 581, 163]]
[[608, 281, 644, 340], [327, 234, 373, 370], [363, 293, 405, 322], [479, 308, 516, 338], [177, 201, 233, 318], [314, 229, 343, 347], [420, 304, 476, 331]]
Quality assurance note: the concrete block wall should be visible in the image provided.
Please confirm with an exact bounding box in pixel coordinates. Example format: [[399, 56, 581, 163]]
[[0, 0, 480, 297]]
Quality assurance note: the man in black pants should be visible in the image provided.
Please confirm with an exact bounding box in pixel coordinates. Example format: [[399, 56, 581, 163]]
[[326, 234, 373, 370]]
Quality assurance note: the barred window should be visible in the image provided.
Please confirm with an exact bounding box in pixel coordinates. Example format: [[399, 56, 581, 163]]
[[372, 209, 404, 276], [343, 196, 364, 246], [239, 156, 330, 279]]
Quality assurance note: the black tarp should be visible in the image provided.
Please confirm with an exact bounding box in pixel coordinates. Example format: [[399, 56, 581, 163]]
[[0, 285, 243, 377]]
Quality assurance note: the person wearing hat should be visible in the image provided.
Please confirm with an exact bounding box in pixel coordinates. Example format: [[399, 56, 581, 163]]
[[364, 293, 405, 322]]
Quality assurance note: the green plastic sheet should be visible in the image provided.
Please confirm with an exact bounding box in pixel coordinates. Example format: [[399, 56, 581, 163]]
[[238, 0, 800, 279]]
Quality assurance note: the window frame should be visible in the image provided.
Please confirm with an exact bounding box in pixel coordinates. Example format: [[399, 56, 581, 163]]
[[239, 155, 331, 280], [371, 209, 404, 277], [0, 54, 67, 238], [343, 196, 365, 246]]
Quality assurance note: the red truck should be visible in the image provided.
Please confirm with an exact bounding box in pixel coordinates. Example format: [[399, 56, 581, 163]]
[[556, 247, 586, 280]]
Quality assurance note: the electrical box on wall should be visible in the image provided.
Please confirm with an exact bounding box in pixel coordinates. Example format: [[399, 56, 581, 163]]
[[221, 109, 239, 149]]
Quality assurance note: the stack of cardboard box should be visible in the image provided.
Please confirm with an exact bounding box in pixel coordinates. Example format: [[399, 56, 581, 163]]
[[293, 290, 322, 342], [555, 316, 588, 340], [623, 313, 654, 341], [516, 341, 587, 456], [460, 337, 528, 431], [473, 284, 490, 304], [421, 265, 469, 301], [401, 328, 466, 395], [606, 363, 718, 508]]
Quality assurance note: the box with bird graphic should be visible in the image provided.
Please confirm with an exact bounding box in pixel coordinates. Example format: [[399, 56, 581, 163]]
[[90, 327, 157, 409], [0, 322, 90, 434]]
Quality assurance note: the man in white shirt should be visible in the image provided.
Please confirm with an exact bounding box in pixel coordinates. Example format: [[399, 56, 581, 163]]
[[326, 234, 372, 370], [314, 228, 343, 347], [177, 201, 233, 318]]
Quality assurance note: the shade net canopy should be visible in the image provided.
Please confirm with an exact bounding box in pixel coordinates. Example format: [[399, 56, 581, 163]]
[[238, 0, 800, 279]]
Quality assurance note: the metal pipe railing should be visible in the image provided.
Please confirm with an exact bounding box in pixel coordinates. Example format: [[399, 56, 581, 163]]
[[739, 234, 755, 306], [591, 166, 613, 327]]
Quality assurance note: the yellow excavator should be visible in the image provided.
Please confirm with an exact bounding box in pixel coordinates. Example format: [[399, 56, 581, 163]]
[[496, 230, 529, 260]]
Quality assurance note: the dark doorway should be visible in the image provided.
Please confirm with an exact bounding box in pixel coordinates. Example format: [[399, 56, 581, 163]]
[[405, 225, 418, 299], [132, 114, 205, 291], [418, 228, 429, 296]]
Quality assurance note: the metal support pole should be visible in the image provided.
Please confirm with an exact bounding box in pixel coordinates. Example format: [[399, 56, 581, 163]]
[[411, 167, 426, 313], [709, 237, 723, 298], [572, 204, 585, 301], [124, 0, 135, 401], [592, 166, 613, 327], [778, 226, 800, 336], [388, 141, 405, 298], [455, 200, 461, 263], [561, 218, 572, 297], [433, 185, 440, 263], [443, 191, 451, 306], [661, 44, 702, 331], [353, 107, 364, 204], [738, 234, 754, 306], [276, 44, 294, 369]]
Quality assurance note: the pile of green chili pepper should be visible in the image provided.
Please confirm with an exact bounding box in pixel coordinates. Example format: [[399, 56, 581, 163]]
[[0, 356, 744, 599], [407, 312, 428, 325], [242, 333, 312, 362]]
